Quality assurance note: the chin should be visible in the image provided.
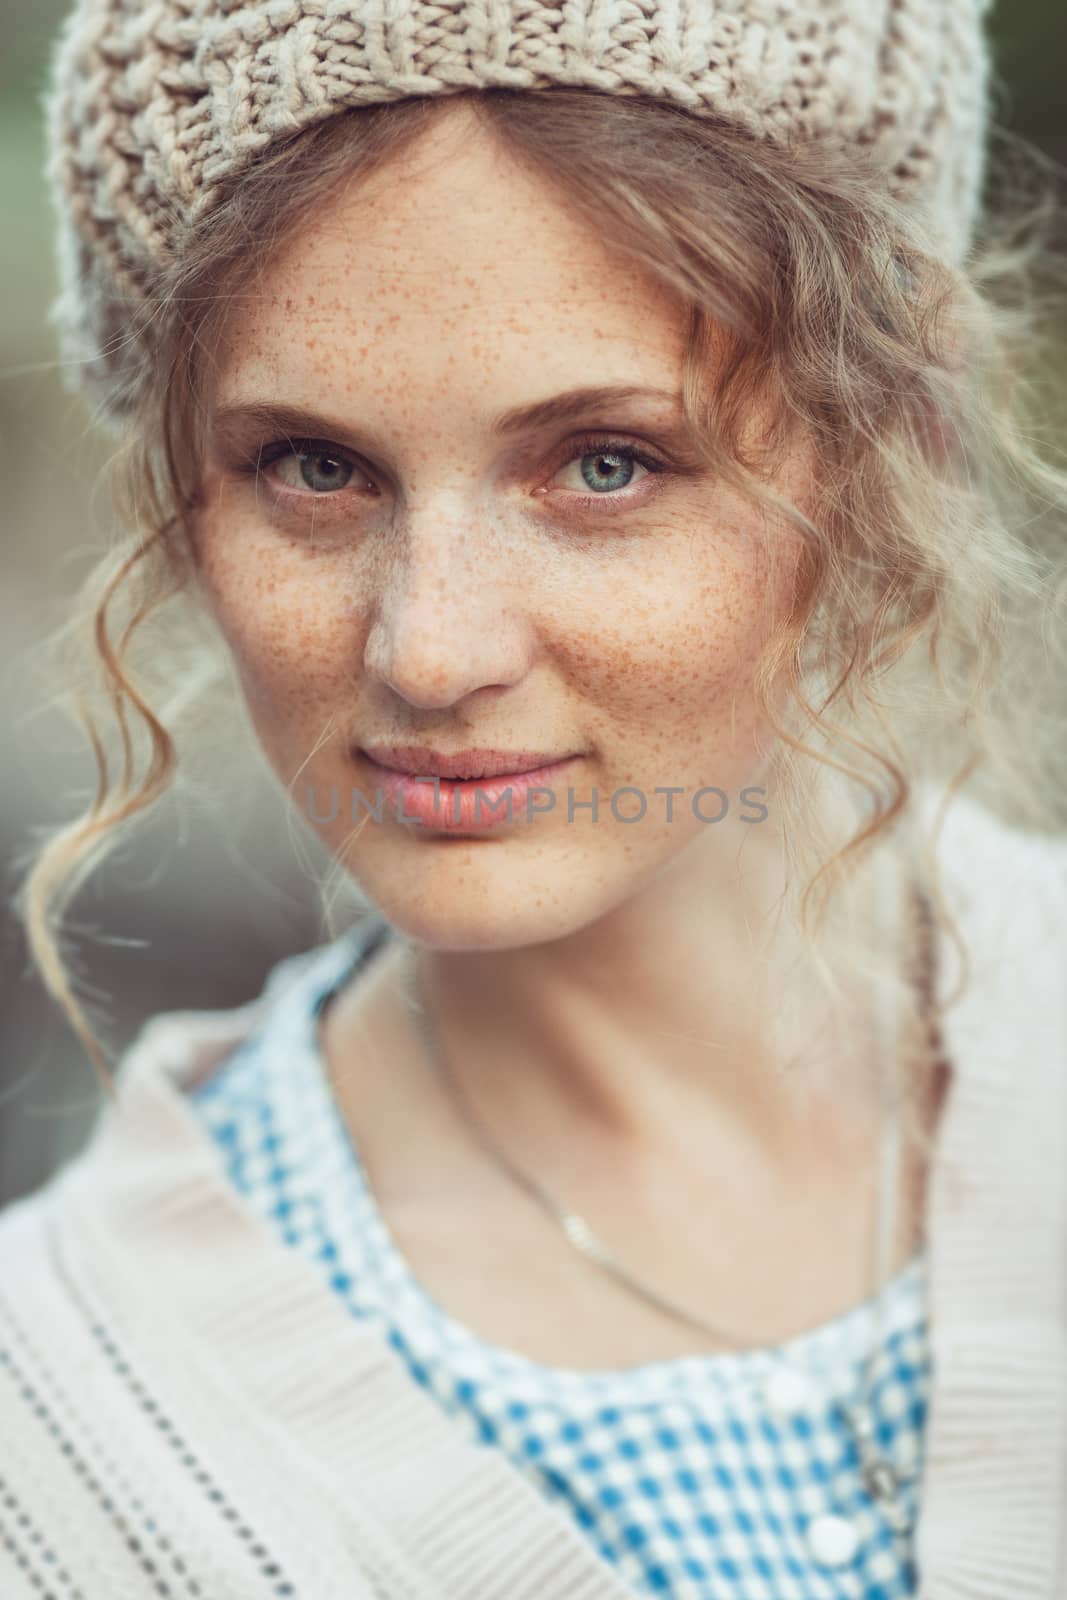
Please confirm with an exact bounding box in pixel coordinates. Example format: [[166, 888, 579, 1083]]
[[341, 840, 611, 953]]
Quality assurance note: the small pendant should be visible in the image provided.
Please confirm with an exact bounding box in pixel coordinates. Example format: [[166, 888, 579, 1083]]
[[841, 1403, 913, 1539], [863, 1457, 900, 1501], [859, 1454, 912, 1535]]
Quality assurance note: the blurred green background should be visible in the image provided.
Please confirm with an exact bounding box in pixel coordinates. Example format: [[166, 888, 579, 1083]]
[[1, 0, 1066, 1204]]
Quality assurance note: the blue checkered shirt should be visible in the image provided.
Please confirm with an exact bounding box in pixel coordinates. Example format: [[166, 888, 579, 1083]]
[[187, 928, 930, 1600]]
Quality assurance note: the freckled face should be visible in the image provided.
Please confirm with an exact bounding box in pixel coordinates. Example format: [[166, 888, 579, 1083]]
[[194, 101, 810, 949]]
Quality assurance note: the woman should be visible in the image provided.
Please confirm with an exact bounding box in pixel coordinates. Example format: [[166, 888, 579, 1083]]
[[2, 1, 1065, 1596]]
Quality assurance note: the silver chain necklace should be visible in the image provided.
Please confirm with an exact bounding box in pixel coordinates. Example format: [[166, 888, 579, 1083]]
[[403, 852, 928, 1561]]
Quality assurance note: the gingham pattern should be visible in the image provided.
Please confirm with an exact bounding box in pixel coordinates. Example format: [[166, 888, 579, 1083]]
[[188, 928, 931, 1600]]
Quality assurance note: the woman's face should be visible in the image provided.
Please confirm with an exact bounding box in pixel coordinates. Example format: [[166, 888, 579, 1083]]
[[195, 101, 812, 948]]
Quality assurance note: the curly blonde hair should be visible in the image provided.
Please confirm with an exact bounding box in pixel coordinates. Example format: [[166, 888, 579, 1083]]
[[15, 90, 1067, 1162]]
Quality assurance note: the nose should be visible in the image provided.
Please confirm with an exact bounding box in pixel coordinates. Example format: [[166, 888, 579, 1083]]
[[362, 502, 531, 710]]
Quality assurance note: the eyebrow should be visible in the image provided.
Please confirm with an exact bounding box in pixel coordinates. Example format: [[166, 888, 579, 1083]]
[[211, 384, 687, 455], [493, 384, 684, 437]]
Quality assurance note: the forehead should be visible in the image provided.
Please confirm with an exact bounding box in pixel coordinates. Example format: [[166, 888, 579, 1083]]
[[212, 106, 690, 408]]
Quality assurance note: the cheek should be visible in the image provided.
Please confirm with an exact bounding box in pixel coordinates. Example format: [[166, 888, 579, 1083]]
[[549, 513, 797, 751], [195, 527, 359, 757]]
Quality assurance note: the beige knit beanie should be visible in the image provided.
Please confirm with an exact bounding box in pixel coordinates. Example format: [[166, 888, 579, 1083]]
[[44, 0, 995, 425]]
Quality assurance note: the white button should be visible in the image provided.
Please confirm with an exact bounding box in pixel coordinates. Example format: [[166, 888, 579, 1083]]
[[806, 1512, 861, 1568], [764, 1365, 813, 1417]]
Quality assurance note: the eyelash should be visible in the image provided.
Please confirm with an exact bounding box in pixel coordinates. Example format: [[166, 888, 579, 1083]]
[[237, 432, 671, 516]]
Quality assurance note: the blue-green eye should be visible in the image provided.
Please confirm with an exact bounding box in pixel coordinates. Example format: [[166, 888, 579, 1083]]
[[575, 449, 643, 494], [551, 435, 664, 504], [272, 449, 354, 494]]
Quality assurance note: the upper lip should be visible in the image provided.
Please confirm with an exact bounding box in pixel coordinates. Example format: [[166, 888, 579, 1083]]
[[362, 745, 576, 780]]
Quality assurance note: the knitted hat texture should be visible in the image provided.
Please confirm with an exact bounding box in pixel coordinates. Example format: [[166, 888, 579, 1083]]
[[45, 0, 995, 424]]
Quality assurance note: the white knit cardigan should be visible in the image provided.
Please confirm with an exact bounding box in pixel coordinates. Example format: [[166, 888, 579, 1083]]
[[0, 787, 1064, 1599]]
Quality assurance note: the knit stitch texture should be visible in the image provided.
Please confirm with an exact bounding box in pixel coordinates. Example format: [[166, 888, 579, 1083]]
[[44, 0, 994, 424]]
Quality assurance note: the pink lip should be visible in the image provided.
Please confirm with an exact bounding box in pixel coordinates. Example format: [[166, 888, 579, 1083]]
[[360, 752, 581, 833], [362, 745, 573, 781]]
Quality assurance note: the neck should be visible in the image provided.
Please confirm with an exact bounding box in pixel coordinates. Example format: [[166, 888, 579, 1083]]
[[402, 813, 924, 1186]]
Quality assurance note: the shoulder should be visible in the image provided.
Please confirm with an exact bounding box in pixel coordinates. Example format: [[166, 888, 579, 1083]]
[[921, 787, 1067, 929], [913, 789, 1066, 1078], [0, 919, 391, 1237], [130, 915, 391, 1098], [922, 784, 1067, 864]]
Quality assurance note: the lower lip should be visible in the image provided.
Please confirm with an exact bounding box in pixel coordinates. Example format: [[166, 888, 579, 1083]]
[[362, 755, 580, 832]]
